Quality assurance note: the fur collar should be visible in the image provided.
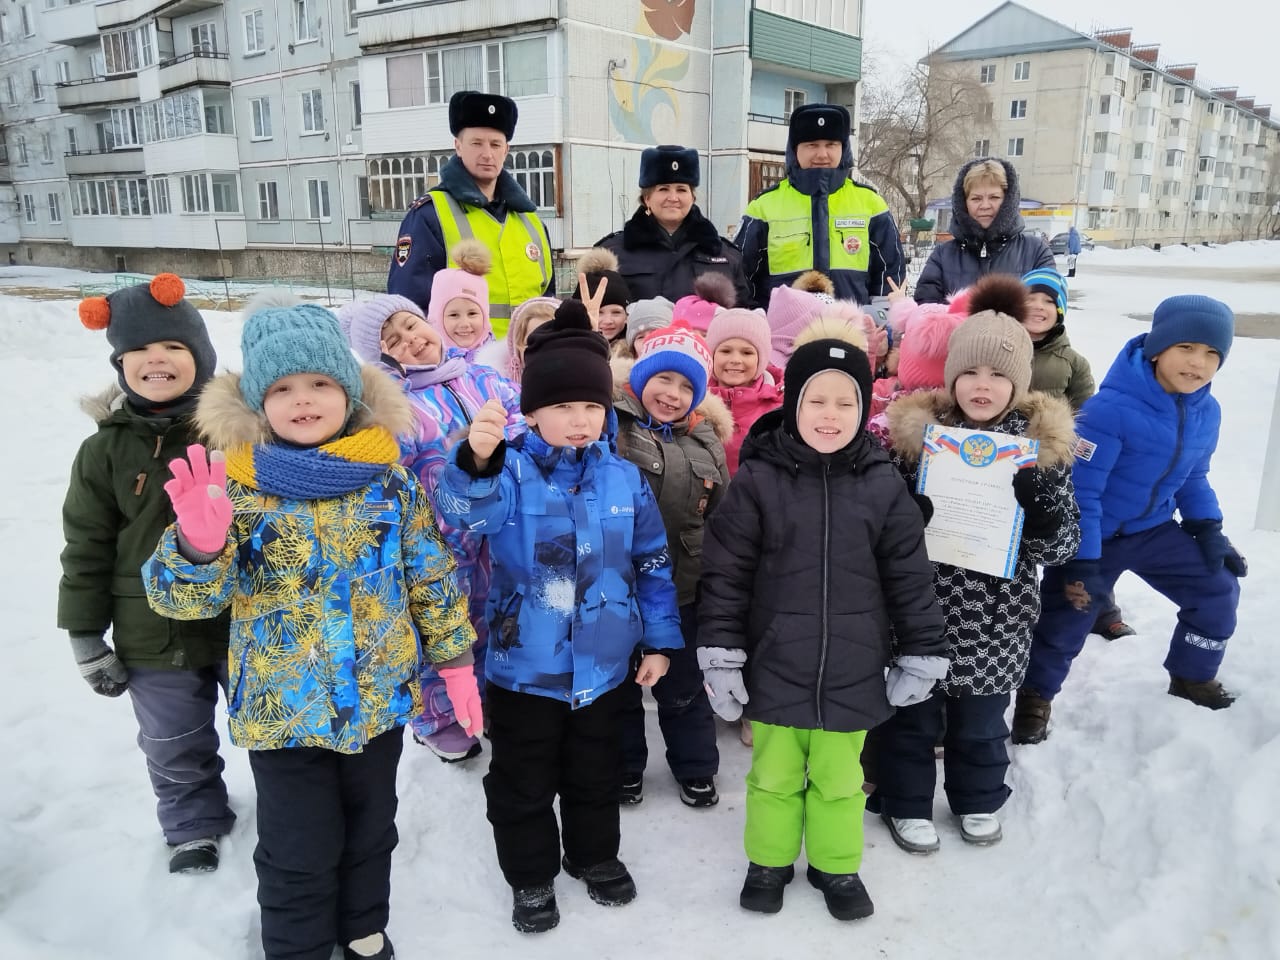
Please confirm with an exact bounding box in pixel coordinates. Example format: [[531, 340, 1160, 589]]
[[621, 204, 723, 256], [80, 384, 125, 424], [610, 355, 735, 445], [948, 157, 1026, 246], [437, 154, 536, 214], [886, 388, 1076, 469], [195, 366, 416, 450]]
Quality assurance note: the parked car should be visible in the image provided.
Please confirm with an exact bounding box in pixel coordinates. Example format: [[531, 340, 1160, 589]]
[[1049, 232, 1096, 254]]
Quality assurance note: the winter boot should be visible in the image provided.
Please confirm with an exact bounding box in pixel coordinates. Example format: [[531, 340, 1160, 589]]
[[1168, 675, 1236, 710], [343, 932, 394, 960], [805, 866, 874, 921], [619, 773, 643, 805], [677, 777, 719, 808], [1011, 688, 1052, 744], [561, 855, 637, 906], [511, 884, 559, 934], [739, 862, 794, 914], [168, 837, 219, 874], [958, 813, 1003, 846], [882, 815, 939, 855], [1094, 619, 1137, 641], [414, 722, 482, 762]]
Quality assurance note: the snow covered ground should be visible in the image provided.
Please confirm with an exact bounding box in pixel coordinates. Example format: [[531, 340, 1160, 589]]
[[2, 245, 1279, 959]]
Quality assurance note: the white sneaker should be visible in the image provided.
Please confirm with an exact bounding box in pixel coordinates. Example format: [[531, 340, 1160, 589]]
[[959, 813, 1002, 845], [883, 815, 940, 854]]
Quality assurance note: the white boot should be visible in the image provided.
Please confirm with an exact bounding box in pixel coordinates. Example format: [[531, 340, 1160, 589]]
[[883, 815, 940, 854], [959, 813, 1002, 845]]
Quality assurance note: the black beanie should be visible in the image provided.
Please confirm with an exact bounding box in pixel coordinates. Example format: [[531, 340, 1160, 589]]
[[520, 300, 613, 414], [782, 338, 873, 443], [572, 270, 632, 310]]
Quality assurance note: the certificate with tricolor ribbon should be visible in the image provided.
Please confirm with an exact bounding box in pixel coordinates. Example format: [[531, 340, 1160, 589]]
[[916, 425, 1039, 579]]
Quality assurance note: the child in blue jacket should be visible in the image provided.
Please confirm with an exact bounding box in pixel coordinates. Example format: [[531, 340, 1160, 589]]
[[1015, 295, 1246, 743], [436, 300, 684, 935]]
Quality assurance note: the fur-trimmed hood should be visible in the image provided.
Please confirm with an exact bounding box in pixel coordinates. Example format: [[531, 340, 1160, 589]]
[[948, 157, 1026, 247], [195, 365, 416, 450], [610, 355, 734, 444], [79, 384, 127, 424], [886, 388, 1076, 468]]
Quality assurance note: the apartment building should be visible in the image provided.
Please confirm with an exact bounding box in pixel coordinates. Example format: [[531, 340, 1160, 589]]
[[0, 0, 866, 273], [930, 2, 1280, 247]]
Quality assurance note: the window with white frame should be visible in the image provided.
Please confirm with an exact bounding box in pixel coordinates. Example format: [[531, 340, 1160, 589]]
[[0, 13, 9, 44], [351, 81, 362, 128], [1099, 95, 1111, 115], [69, 178, 151, 216], [250, 97, 271, 139], [180, 174, 210, 213], [22, 194, 36, 224], [1093, 132, 1109, 153], [422, 35, 550, 103], [204, 96, 231, 134], [1009, 99, 1026, 119], [102, 26, 155, 75], [979, 64, 995, 84], [257, 180, 279, 220], [356, 175, 370, 217], [1165, 149, 1183, 168], [30, 67, 43, 101], [111, 106, 142, 147], [151, 176, 171, 213], [1140, 72, 1155, 92], [783, 88, 806, 120], [191, 23, 218, 54], [1173, 86, 1186, 104], [301, 89, 324, 133], [387, 54, 426, 109], [66, 127, 78, 155], [40, 132, 52, 163], [347, 0, 358, 33], [1013, 60, 1030, 82], [367, 154, 449, 214], [1141, 175, 1151, 193], [244, 10, 266, 55], [57, 60, 71, 84], [1198, 156, 1211, 172], [979, 101, 993, 121], [1195, 184, 1209, 201], [20, 4, 33, 38], [973, 139, 990, 157], [1007, 137, 1024, 157], [294, 0, 317, 43], [141, 92, 209, 142], [306, 178, 330, 220], [15, 135, 27, 165], [210, 174, 239, 213], [117, 177, 150, 215], [505, 147, 556, 211], [48, 192, 62, 223], [1103, 171, 1116, 190], [3, 76, 14, 104]]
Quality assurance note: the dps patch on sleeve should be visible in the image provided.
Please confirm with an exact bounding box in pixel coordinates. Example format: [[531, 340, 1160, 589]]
[[395, 235, 412, 266]]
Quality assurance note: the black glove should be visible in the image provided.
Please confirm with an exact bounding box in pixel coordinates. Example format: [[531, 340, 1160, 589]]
[[1182, 519, 1248, 578], [1058, 559, 1105, 612], [1012, 469, 1058, 539], [69, 633, 129, 698], [910, 492, 934, 527]]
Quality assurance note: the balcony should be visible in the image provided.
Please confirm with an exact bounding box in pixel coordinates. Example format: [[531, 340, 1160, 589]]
[[359, 0, 558, 50], [1129, 154, 1155, 176], [143, 133, 239, 175], [747, 113, 789, 153], [95, 0, 223, 31], [1165, 134, 1188, 153], [156, 51, 230, 94], [43, 1, 101, 47], [56, 74, 140, 111], [64, 147, 146, 176], [750, 8, 862, 81], [1170, 98, 1193, 122]]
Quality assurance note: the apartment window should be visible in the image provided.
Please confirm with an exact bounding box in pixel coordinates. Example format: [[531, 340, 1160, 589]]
[[1140, 175, 1151, 194], [151, 177, 171, 214], [356, 175, 371, 217], [1198, 156, 1211, 172], [301, 89, 324, 133], [1165, 150, 1183, 168], [351, 81, 362, 128], [973, 139, 990, 158], [979, 64, 995, 84], [504, 147, 557, 212], [3, 76, 14, 104], [1087, 209, 1101, 229], [20, 4, 33, 38], [111, 107, 142, 148], [180, 174, 210, 213], [66, 127, 78, 155], [783, 88, 806, 120], [244, 10, 266, 55], [191, 22, 218, 54], [1206, 101, 1216, 115], [250, 97, 272, 139], [1007, 137, 1024, 157], [306, 178, 331, 220], [1013, 60, 1030, 82], [40, 132, 52, 163], [15, 135, 27, 165], [424, 35, 550, 103], [116, 178, 150, 216], [1099, 95, 1111, 115], [210, 174, 239, 213], [367, 153, 451, 213], [1133, 142, 1148, 160], [294, 0, 317, 43], [1173, 86, 1186, 104], [0, 13, 9, 44], [22, 194, 35, 224], [48, 192, 63, 224], [141, 92, 205, 142], [1009, 99, 1026, 120], [1140, 72, 1154, 92], [1093, 132, 1109, 153], [103, 26, 155, 75], [257, 180, 279, 220], [57, 60, 71, 84], [387, 54, 425, 109], [1169, 119, 1181, 135], [30, 67, 43, 101], [1103, 171, 1116, 190], [347, 0, 358, 33]]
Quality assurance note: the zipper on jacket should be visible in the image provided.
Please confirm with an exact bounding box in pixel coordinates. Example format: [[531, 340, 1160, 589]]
[[815, 463, 831, 729], [1133, 395, 1186, 528], [443, 382, 473, 425]]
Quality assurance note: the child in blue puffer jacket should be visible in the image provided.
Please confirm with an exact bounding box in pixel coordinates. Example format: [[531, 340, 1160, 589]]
[[436, 300, 684, 935], [1015, 295, 1247, 744]]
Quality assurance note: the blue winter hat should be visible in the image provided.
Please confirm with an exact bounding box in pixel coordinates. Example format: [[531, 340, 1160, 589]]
[[1143, 295, 1234, 365], [630, 324, 712, 414], [240, 303, 364, 411], [639, 145, 699, 189], [1021, 268, 1068, 318]]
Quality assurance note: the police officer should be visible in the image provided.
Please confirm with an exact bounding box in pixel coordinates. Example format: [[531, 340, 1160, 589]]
[[736, 103, 905, 308], [387, 90, 554, 329]]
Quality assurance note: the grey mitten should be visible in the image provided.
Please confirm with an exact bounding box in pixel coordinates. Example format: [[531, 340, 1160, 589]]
[[886, 655, 950, 707], [696, 646, 749, 721], [69, 633, 129, 698]]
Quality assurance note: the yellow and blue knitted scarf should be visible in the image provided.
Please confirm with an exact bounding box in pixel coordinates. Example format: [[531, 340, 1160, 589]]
[[224, 426, 401, 499]]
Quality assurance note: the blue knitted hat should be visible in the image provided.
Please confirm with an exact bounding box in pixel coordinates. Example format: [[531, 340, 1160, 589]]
[[1021, 268, 1068, 318], [1143, 295, 1234, 365], [630, 324, 712, 413], [240, 303, 363, 411]]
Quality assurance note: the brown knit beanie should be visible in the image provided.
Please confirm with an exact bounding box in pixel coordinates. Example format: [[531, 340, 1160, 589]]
[[944, 311, 1034, 407]]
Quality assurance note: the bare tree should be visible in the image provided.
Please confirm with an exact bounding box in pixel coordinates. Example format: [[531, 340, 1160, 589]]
[[1261, 153, 1280, 239], [858, 52, 992, 231]]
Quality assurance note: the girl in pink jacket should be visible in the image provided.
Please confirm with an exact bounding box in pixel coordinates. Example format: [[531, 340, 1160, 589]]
[[705, 307, 783, 475]]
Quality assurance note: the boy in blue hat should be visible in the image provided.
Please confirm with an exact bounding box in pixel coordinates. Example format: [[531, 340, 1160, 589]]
[[1015, 295, 1246, 743]]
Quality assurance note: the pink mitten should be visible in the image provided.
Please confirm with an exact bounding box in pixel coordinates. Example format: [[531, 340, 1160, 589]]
[[439, 665, 483, 736], [163, 444, 233, 554]]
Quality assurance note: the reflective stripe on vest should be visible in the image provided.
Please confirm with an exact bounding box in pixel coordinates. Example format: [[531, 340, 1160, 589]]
[[433, 190, 552, 320], [747, 180, 888, 278]]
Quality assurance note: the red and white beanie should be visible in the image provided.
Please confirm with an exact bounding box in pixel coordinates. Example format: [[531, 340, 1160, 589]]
[[630, 323, 713, 410]]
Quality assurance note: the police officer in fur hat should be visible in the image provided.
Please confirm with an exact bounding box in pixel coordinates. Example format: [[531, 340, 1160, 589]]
[[735, 103, 906, 309], [388, 90, 554, 336]]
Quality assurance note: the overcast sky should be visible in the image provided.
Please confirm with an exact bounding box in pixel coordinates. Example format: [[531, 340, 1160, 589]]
[[864, 0, 1277, 108]]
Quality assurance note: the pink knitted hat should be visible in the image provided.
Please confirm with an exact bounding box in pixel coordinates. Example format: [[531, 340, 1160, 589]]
[[706, 307, 771, 367], [766, 284, 826, 367], [895, 302, 967, 391], [672, 272, 737, 333], [505, 296, 560, 379], [426, 239, 492, 352]]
